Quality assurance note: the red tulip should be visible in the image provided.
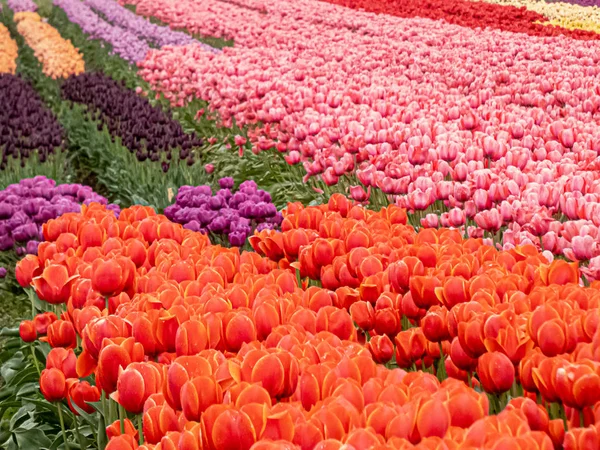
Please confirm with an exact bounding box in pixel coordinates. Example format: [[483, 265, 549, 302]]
[[46, 348, 77, 378], [43, 320, 77, 349], [19, 320, 37, 342], [67, 379, 100, 414], [40, 368, 67, 402]]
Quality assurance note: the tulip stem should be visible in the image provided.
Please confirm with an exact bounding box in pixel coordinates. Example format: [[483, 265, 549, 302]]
[[467, 371, 472, 389], [580, 409, 585, 428], [29, 344, 40, 376], [137, 414, 144, 445], [57, 403, 69, 450], [119, 404, 126, 434], [437, 342, 447, 382], [295, 268, 301, 289], [72, 413, 85, 450]]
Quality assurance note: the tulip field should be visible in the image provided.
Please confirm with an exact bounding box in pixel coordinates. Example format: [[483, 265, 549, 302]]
[[4, 0, 600, 449]]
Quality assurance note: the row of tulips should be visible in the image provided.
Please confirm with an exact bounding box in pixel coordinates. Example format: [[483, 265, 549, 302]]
[[320, 0, 600, 39], [52, 0, 215, 64], [0, 23, 17, 74], [81, 0, 217, 52], [5, 197, 599, 449], [61, 72, 204, 171], [477, 0, 600, 34], [133, 0, 600, 262], [13, 11, 85, 79], [0, 74, 65, 172]]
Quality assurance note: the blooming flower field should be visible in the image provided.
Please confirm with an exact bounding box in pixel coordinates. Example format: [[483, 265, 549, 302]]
[[1, 0, 600, 449]]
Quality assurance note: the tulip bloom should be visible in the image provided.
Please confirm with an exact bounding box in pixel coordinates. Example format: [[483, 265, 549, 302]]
[[67, 379, 100, 414], [477, 351, 515, 394], [40, 368, 67, 402], [32, 264, 79, 304], [43, 320, 77, 349], [112, 362, 163, 414], [19, 320, 37, 342]]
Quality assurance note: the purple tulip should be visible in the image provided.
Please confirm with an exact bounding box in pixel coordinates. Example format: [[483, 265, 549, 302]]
[[219, 177, 235, 189], [228, 231, 247, 247], [26, 240, 39, 255], [0, 267, 7, 278], [0, 235, 14, 251]]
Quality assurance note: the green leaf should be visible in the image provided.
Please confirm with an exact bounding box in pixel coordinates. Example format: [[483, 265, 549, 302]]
[[16, 382, 39, 398], [9, 404, 35, 431], [13, 428, 52, 449], [97, 411, 107, 449]]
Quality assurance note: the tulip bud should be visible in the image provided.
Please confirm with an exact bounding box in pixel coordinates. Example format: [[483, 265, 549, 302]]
[[40, 368, 67, 402], [367, 334, 394, 364], [19, 320, 37, 342], [350, 301, 375, 331]]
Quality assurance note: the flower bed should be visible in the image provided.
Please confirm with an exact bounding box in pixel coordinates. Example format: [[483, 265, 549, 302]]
[[134, 0, 600, 263], [164, 178, 282, 246], [53, 0, 151, 63], [0, 23, 17, 74], [13, 11, 85, 79], [7, 199, 600, 449], [0, 73, 65, 178], [61, 72, 203, 170]]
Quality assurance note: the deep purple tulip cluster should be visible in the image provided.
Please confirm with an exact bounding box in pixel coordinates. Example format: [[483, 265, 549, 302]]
[[0, 75, 65, 170], [54, 0, 150, 63], [82, 0, 216, 51], [0, 176, 120, 254], [6, 0, 37, 12], [62, 72, 202, 170], [164, 178, 282, 247]]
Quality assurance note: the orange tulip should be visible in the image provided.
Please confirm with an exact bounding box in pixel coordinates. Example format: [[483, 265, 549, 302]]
[[367, 334, 394, 364], [112, 362, 164, 414], [143, 404, 180, 444], [477, 351, 515, 394], [106, 418, 138, 440], [416, 398, 451, 440], [181, 375, 223, 421], [203, 406, 256, 450], [15, 254, 41, 287], [91, 256, 135, 296], [505, 397, 549, 433], [175, 319, 208, 356], [394, 328, 427, 368], [349, 301, 375, 331], [32, 264, 79, 304], [46, 347, 77, 378], [564, 425, 600, 450], [541, 260, 580, 286], [40, 368, 67, 402], [554, 361, 600, 409], [421, 306, 450, 343], [105, 435, 139, 450], [96, 337, 145, 394]]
